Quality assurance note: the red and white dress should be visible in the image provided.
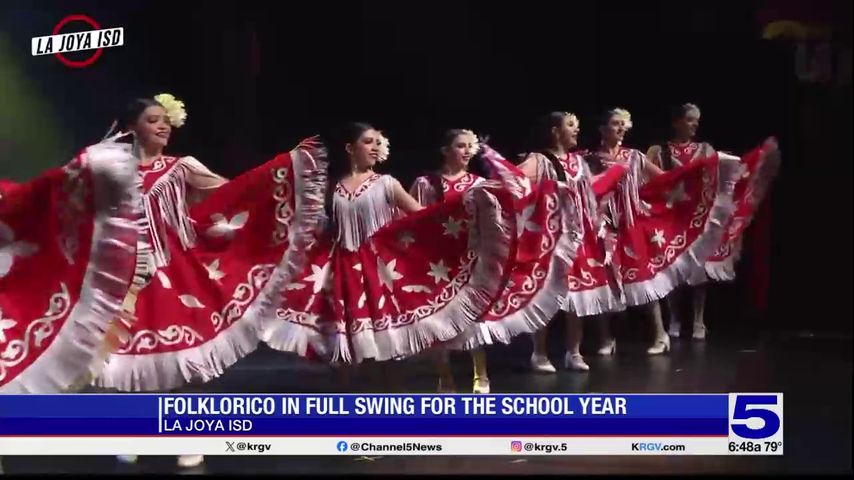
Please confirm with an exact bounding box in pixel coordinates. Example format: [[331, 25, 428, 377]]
[[517, 152, 629, 316], [587, 146, 741, 306], [410, 172, 485, 206], [660, 142, 780, 281], [93, 140, 327, 391], [408, 166, 582, 349], [261, 165, 524, 363], [0, 142, 140, 393]]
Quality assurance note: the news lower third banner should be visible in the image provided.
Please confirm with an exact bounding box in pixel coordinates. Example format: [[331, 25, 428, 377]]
[[0, 393, 783, 455]]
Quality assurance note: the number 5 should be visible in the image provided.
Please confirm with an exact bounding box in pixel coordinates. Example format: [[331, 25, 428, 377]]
[[731, 395, 781, 439]]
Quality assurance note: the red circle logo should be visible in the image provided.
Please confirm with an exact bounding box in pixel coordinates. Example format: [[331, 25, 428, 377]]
[[52, 14, 104, 68]]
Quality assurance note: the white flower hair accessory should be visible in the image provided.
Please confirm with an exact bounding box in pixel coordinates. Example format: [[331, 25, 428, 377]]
[[682, 103, 701, 117], [153, 93, 187, 128], [612, 108, 633, 130], [377, 132, 390, 163], [460, 129, 481, 155]]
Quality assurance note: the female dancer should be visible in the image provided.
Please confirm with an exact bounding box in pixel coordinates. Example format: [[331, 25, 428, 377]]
[[649, 104, 711, 339], [585, 108, 668, 354], [261, 122, 519, 367], [648, 103, 781, 339], [85, 94, 327, 467], [517, 112, 629, 371], [93, 94, 327, 396], [410, 129, 492, 393], [586, 108, 742, 355], [406, 127, 598, 388]]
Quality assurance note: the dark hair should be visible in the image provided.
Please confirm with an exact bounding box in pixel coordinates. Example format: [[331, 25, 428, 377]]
[[670, 103, 700, 124], [593, 107, 633, 147], [531, 112, 569, 152], [583, 108, 627, 173], [121, 98, 163, 131], [323, 121, 375, 231], [667, 102, 701, 141], [659, 103, 702, 170], [597, 108, 621, 129], [427, 129, 491, 202], [526, 112, 571, 182]]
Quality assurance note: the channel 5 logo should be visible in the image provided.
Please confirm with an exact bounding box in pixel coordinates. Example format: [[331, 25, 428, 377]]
[[728, 393, 783, 440]]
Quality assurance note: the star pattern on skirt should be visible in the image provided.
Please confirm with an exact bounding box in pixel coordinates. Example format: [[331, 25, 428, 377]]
[[427, 259, 450, 284], [650, 229, 667, 248], [304, 261, 332, 293], [442, 217, 463, 239], [377, 257, 403, 291]]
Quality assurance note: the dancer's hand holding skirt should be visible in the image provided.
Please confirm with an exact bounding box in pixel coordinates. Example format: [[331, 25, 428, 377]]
[[705, 139, 781, 281], [0, 142, 140, 393], [263, 180, 520, 364]]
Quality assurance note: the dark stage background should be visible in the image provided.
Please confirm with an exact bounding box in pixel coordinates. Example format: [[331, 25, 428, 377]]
[[1, 0, 851, 336]]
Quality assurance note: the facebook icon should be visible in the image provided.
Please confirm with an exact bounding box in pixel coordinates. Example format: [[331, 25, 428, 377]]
[[336, 441, 348, 452]]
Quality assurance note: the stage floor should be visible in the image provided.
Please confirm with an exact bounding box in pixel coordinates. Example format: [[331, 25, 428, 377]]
[[2, 329, 851, 474]]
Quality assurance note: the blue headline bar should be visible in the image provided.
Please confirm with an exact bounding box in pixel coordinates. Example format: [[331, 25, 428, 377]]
[[0, 394, 729, 436]]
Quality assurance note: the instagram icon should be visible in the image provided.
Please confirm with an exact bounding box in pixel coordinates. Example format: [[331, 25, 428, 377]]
[[511, 441, 523, 452]]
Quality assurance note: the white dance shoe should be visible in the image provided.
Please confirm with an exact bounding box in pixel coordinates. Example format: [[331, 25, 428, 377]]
[[647, 335, 671, 355], [472, 376, 491, 394], [564, 353, 590, 371], [597, 339, 617, 356], [530, 353, 557, 373]]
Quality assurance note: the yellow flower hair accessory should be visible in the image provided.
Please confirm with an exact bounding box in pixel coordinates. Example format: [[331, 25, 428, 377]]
[[153, 93, 187, 128], [612, 108, 632, 130]]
